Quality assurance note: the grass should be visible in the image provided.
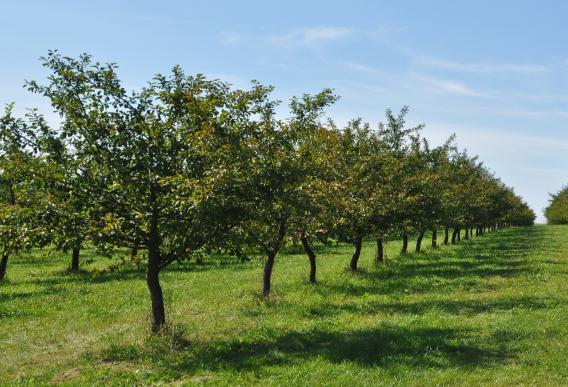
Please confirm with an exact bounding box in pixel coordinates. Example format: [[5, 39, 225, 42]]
[[1, 225, 567, 385]]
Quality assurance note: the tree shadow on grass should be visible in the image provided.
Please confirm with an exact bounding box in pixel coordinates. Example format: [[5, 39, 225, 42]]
[[318, 227, 543, 297], [90, 227, 552, 379], [0, 284, 64, 303], [301, 294, 559, 319], [96, 324, 513, 379]]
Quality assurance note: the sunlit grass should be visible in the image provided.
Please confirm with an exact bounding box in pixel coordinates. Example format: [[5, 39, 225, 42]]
[[1, 226, 567, 385]]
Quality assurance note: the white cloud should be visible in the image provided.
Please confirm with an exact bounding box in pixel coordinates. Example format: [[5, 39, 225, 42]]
[[475, 106, 568, 118], [267, 26, 352, 48], [340, 61, 386, 75], [410, 73, 493, 98], [415, 56, 549, 75], [220, 32, 243, 44], [426, 122, 568, 153], [220, 26, 353, 48]]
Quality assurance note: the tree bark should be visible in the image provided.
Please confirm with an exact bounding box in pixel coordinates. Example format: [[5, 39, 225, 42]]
[[401, 232, 408, 255], [300, 235, 317, 283], [415, 230, 425, 252], [431, 228, 437, 248], [457, 228, 461, 242], [262, 251, 276, 296], [444, 226, 449, 245], [262, 220, 287, 296], [147, 186, 165, 332], [375, 237, 384, 263], [0, 254, 8, 281], [350, 237, 363, 271], [451, 229, 458, 244], [464, 227, 469, 240], [131, 246, 138, 257], [70, 239, 81, 272]]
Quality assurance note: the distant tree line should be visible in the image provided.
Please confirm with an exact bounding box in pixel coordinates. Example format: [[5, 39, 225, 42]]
[[545, 185, 568, 224], [0, 52, 535, 331]]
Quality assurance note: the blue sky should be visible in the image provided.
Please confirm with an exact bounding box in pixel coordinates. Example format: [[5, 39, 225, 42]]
[[2, 0, 568, 222]]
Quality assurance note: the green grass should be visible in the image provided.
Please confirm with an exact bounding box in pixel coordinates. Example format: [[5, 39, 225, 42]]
[[1, 225, 567, 385]]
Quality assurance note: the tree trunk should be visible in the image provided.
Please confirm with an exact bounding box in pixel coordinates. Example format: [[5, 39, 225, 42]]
[[300, 235, 317, 283], [401, 232, 408, 255], [451, 229, 458, 244], [262, 250, 276, 296], [431, 228, 437, 248], [262, 220, 287, 296], [147, 186, 166, 332], [415, 230, 425, 252], [0, 254, 8, 281], [457, 228, 461, 242], [375, 237, 384, 263], [444, 226, 449, 245], [350, 237, 363, 271], [147, 256, 165, 332], [464, 227, 469, 240], [131, 246, 138, 257], [70, 244, 80, 272]]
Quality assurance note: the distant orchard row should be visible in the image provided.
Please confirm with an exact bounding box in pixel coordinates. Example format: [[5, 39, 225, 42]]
[[545, 185, 568, 224]]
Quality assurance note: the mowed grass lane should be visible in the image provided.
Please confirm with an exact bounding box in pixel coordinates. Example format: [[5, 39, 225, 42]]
[[0, 225, 567, 385]]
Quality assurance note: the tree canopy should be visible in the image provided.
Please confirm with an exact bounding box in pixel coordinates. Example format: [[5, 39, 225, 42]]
[[0, 51, 535, 331], [545, 185, 568, 224]]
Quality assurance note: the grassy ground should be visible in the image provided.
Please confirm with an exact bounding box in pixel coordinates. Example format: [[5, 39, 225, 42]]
[[1, 225, 567, 386]]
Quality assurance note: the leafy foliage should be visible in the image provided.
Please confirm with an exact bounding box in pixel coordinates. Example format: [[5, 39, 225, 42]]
[[0, 51, 535, 330], [545, 185, 568, 224]]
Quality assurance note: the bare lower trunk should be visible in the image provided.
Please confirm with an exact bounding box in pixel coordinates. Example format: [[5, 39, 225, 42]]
[[350, 237, 363, 271], [415, 230, 425, 252], [0, 254, 8, 281], [300, 236, 317, 283], [262, 221, 287, 296], [444, 226, 449, 245], [147, 258, 165, 332], [457, 228, 461, 242], [431, 228, 437, 248], [401, 233, 408, 255], [130, 246, 138, 257], [464, 227, 469, 240], [375, 237, 384, 263], [147, 186, 165, 332], [262, 251, 276, 296], [70, 240, 81, 272], [451, 229, 458, 244]]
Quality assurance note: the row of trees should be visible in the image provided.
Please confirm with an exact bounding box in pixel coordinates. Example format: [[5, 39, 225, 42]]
[[545, 185, 568, 224], [0, 52, 535, 331]]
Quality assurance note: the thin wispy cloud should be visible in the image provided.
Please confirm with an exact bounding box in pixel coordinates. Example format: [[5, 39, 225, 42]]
[[427, 122, 568, 153], [220, 26, 353, 48], [415, 56, 549, 75], [476, 106, 568, 118], [220, 23, 407, 50], [220, 32, 243, 44], [268, 26, 352, 47], [410, 73, 493, 98], [341, 61, 386, 75]]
